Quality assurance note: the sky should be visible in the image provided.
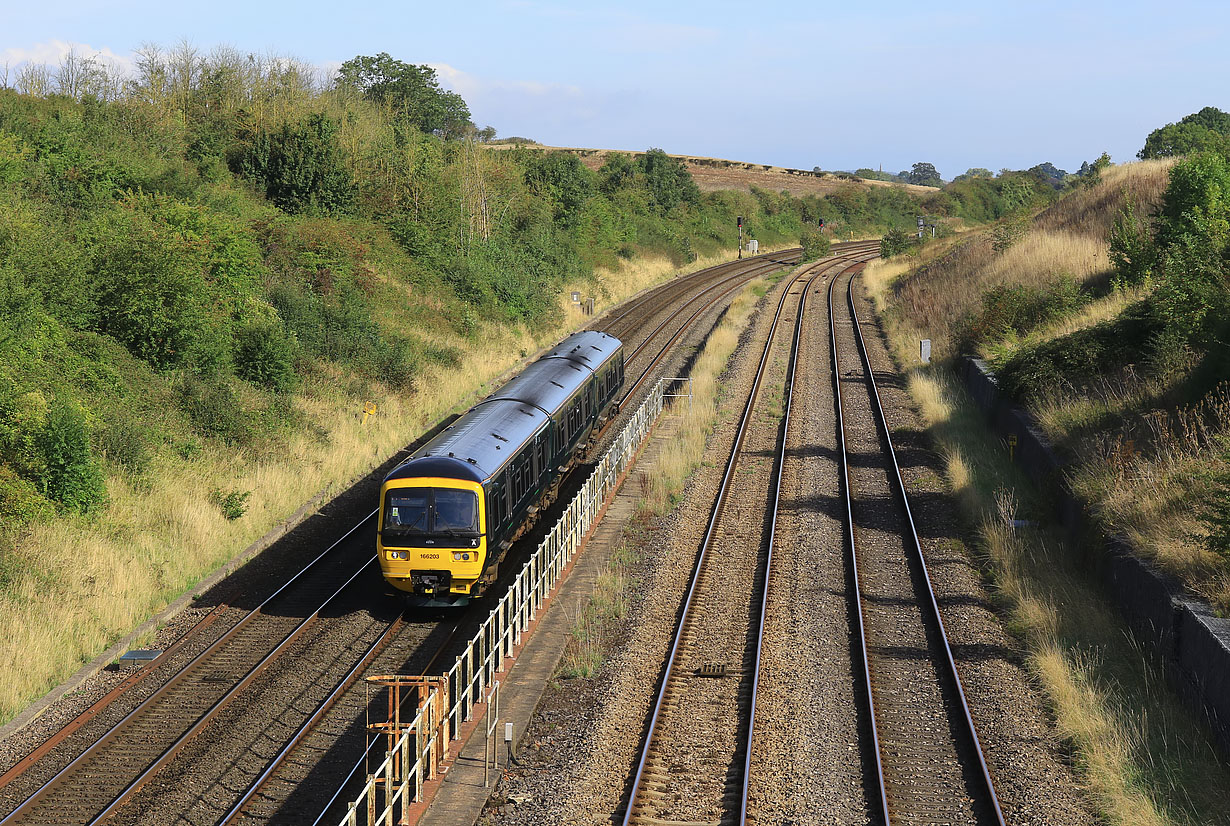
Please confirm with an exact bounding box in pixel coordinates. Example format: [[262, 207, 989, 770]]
[[3, 0, 1228, 179]]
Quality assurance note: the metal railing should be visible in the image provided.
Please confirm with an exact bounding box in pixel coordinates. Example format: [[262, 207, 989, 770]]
[[336, 379, 666, 826]]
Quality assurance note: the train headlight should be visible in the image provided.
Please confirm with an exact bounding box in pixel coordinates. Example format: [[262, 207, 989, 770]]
[[453, 553, 462, 561], [463, 553, 470, 561]]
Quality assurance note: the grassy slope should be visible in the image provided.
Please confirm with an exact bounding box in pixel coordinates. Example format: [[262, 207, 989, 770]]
[[0, 237, 759, 723], [863, 161, 1230, 823]]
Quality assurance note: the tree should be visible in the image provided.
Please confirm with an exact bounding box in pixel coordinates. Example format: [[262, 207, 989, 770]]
[[233, 112, 356, 215], [907, 162, 942, 187], [880, 228, 912, 258], [635, 148, 700, 213], [800, 227, 830, 261], [336, 53, 471, 138], [523, 151, 594, 228], [1108, 196, 1157, 287], [1139, 107, 1230, 159], [953, 167, 994, 181], [1028, 162, 1068, 189]]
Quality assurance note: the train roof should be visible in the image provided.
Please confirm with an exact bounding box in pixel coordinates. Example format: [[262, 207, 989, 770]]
[[484, 330, 622, 415], [483, 358, 588, 414], [383, 331, 621, 486], [541, 330, 622, 369], [386, 399, 547, 482]]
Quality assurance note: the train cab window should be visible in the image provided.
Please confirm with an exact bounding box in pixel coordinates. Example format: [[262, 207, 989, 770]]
[[435, 488, 478, 532], [383, 487, 478, 536], [384, 490, 428, 532]]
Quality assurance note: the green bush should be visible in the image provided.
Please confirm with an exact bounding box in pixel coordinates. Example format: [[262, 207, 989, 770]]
[[961, 277, 1087, 350], [994, 302, 1162, 400], [0, 464, 51, 528], [235, 320, 298, 392], [35, 399, 108, 513], [880, 228, 913, 258], [800, 227, 830, 261], [1108, 196, 1158, 287], [98, 416, 150, 476], [232, 113, 355, 215], [209, 487, 250, 520], [178, 373, 248, 443]]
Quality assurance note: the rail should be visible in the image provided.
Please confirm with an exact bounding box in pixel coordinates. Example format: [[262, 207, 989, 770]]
[[844, 271, 1006, 825], [334, 376, 667, 826]]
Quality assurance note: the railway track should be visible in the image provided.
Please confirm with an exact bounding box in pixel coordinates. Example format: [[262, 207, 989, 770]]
[[829, 264, 1006, 824], [622, 251, 878, 826], [0, 243, 873, 826], [0, 521, 398, 826]]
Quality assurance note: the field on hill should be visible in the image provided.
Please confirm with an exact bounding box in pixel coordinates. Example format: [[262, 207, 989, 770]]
[[487, 142, 938, 198]]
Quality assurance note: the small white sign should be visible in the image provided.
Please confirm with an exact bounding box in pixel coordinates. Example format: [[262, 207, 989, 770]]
[[571, 291, 580, 303], [920, 339, 932, 363]]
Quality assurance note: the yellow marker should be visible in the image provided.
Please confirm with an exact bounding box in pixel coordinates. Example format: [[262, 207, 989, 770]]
[[363, 402, 377, 425], [1008, 433, 1018, 462]]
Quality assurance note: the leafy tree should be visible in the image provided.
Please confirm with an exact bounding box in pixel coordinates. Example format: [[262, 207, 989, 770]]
[[35, 399, 107, 513], [1140, 107, 1230, 159], [1156, 150, 1230, 250], [880, 227, 912, 258], [1028, 162, 1068, 189], [523, 151, 594, 228], [234, 320, 298, 392], [1108, 196, 1158, 287], [233, 113, 355, 215], [336, 53, 471, 139], [855, 168, 903, 183], [635, 148, 700, 213], [907, 162, 942, 187], [598, 152, 635, 194], [800, 227, 830, 261], [1074, 152, 1112, 188]]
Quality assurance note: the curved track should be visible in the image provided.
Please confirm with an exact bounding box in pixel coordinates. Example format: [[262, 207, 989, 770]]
[[830, 265, 1006, 825], [0, 242, 874, 826], [621, 252, 878, 825]]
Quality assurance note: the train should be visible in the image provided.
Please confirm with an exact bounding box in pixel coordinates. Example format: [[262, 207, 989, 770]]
[[378, 330, 625, 605]]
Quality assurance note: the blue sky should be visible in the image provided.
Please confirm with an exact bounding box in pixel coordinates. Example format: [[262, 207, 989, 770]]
[[3, 0, 1227, 178]]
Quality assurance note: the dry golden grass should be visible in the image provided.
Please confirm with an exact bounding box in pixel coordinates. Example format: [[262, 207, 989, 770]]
[[0, 245, 771, 725], [640, 279, 766, 516], [557, 273, 770, 680], [1064, 383, 1230, 612], [1035, 160, 1175, 239], [902, 369, 1229, 825], [891, 162, 1174, 360], [864, 249, 1230, 823]]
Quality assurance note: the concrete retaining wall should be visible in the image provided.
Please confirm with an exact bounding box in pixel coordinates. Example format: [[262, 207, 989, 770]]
[[958, 357, 1230, 754]]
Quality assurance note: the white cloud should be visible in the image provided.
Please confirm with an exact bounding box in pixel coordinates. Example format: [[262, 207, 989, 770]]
[[0, 39, 137, 79]]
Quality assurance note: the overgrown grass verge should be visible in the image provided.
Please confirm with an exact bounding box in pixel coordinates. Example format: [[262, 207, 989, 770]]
[[0, 248, 734, 726], [556, 273, 773, 678], [870, 293, 1230, 824]]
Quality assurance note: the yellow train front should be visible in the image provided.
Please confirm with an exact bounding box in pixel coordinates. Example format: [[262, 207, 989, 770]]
[[378, 331, 624, 606]]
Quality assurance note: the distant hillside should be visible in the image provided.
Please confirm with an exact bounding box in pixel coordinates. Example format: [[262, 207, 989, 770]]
[[486, 143, 937, 198]]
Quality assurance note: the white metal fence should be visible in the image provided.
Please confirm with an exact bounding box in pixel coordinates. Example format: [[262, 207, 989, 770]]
[[336, 380, 666, 826]]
